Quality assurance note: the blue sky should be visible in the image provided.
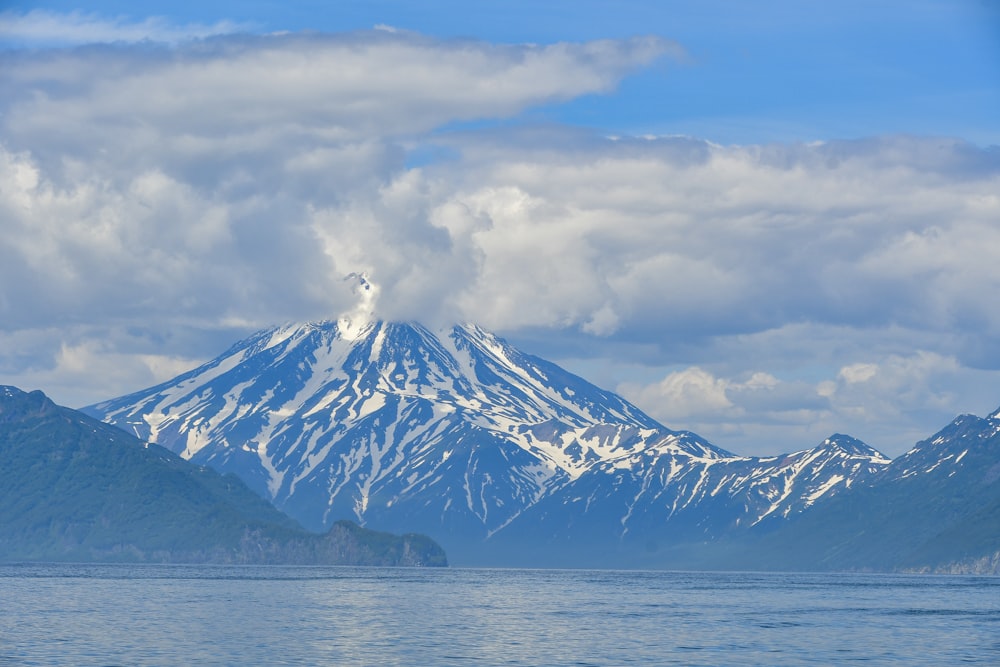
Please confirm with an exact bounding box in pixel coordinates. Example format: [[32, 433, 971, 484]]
[[1, 1, 998, 456]]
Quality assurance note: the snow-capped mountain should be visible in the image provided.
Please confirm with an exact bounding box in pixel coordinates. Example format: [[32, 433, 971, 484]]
[[489, 433, 891, 564], [740, 409, 1000, 574], [85, 319, 888, 561], [881, 411, 1000, 482]]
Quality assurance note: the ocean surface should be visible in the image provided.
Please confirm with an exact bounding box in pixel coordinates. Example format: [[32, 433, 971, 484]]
[[1, 564, 997, 666]]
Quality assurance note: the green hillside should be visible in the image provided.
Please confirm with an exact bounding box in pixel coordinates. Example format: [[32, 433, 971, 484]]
[[0, 386, 446, 566]]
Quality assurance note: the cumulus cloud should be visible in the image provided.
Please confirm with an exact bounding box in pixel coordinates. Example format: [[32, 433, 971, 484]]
[[0, 28, 675, 400], [2, 21, 999, 458], [421, 133, 1000, 349], [0, 30, 672, 328], [620, 367, 734, 421], [0, 324, 228, 408], [618, 347, 1000, 457]]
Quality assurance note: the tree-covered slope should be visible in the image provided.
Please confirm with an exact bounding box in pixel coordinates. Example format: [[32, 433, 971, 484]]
[[0, 386, 446, 566]]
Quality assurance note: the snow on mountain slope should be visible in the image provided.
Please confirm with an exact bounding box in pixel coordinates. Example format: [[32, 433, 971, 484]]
[[85, 320, 888, 556], [492, 432, 891, 551], [884, 410, 1000, 481], [86, 320, 708, 537]]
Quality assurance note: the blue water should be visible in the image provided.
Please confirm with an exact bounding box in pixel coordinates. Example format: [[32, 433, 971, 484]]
[[1, 565, 997, 666]]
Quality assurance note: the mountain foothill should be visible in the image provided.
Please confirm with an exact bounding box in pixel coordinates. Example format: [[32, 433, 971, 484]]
[[0, 385, 446, 566]]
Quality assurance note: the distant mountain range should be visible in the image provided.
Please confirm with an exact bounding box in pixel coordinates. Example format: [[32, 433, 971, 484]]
[[81, 319, 1000, 572], [736, 411, 1000, 574], [0, 385, 446, 566]]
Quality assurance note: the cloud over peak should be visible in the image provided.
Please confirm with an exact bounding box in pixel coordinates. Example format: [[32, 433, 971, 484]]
[[0, 27, 678, 385], [1, 19, 997, 455]]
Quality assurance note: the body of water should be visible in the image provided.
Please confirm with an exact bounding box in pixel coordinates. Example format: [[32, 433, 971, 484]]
[[1, 564, 997, 665]]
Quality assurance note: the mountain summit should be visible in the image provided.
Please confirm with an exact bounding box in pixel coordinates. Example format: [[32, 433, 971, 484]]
[[86, 320, 887, 562]]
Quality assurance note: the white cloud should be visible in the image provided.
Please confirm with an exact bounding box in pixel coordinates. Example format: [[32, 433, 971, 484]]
[[0, 31, 673, 329], [617, 348, 998, 457], [2, 22, 999, 458], [0, 9, 248, 45], [582, 304, 621, 336], [620, 367, 733, 421], [425, 134, 1000, 348], [839, 363, 878, 384], [0, 326, 209, 408], [826, 352, 964, 422], [0, 27, 675, 400], [1, 32, 672, 169]]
